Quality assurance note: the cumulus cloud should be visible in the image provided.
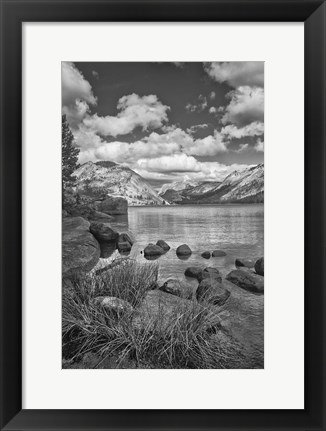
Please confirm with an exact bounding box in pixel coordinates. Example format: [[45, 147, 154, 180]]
[[204, 62, 264, 88], [209, 107, 217, 114], [221, 121, 264, 139], [210, 91, 216, 100], [187, 124, 209, 134], [134, 156, 248, 182], [255, 138, 264, 152], [186, 94, 208, 113], [220, 86, 264, 126], [62, 62, 97, 127], [83, 94, 169, 137]]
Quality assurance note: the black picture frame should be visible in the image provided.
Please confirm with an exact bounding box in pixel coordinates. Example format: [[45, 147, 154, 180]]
[[0, 0, 325, 430]]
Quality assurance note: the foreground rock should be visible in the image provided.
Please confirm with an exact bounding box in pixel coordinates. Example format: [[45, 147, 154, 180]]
[[255, 257, 264, 276], [212, 250, 227, 257], [176, 244, 192, 256], [117, 241, 131, 253], [235, 258, 255, 268], [226, 269, 264, 293], [198, 267, 222, 283], [118, 232, 134, 245], [90, 221, 119, 242], [62, 217, 100, 278], [159, 278, 195, 299], [156, 239, 170, 251], [133, 290, 221, 332], [93, 296, 133, 315], [117, 232, 134, 253], [144, 243, 164, 257], [201, 251, 211, 259], [196, 279, 230, 306], [184, 266, 203, 279], [96, 196, 128, 215]]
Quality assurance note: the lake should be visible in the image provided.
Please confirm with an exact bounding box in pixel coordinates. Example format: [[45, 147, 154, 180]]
[[97, 204, 264, 367], [99, 204, 264, 280]]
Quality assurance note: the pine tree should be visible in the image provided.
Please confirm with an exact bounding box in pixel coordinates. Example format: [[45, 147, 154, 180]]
[[62, 114, 80, 189]]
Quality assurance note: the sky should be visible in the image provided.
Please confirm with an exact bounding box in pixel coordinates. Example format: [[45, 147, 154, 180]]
[[62, 62, 264, 187]]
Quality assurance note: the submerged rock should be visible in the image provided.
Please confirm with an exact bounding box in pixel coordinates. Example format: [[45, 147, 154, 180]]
[[212, 250, 227, 257], [90, 221, 119, 242], [201, 251, 211, 259], [176, 244, 192, 256], [156, 239, 170, 251], [255, 257, 264, 276], [144, 243, 164, 257], [196, 279, 230, 306], [235, 258, 255, 268], [62, 217, 100, 278], [159, 278, 195, 299], [226, 269, 264, 294]]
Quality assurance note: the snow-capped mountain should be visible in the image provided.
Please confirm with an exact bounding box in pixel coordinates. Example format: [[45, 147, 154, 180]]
[[74, 161, 165, 206], [159, 176, 200, 196], [159, 164, 264, 204], [199, 164, 264, 203]]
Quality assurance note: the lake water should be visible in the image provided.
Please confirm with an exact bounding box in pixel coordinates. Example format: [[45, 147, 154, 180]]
[[97, 204, 264, 367]]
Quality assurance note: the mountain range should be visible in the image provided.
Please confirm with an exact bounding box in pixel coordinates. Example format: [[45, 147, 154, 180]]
[[73, 161, 264, 206]]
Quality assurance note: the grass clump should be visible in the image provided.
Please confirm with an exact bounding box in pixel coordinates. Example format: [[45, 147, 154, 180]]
[[62, 259, 246, 369]]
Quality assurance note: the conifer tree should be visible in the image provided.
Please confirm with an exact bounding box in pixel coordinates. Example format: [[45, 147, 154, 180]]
[[62, 114, 80, 189]]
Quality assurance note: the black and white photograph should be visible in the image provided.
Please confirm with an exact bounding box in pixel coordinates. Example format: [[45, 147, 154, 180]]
[[62, 61, 264, 369]]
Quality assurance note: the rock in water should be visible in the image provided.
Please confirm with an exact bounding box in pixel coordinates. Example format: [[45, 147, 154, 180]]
[[159, 278, 195, 299], [212, 250, 227, 257], [93, 296, 133, 315], [118, 232, 134, 245], [196, 279, 231, 306], [90, 221, 119, 242], [62, 217, 100, 277], [235, 258, 255, 268], [226, 269, 264, 293], [184, 267, 203, 279], [201, 251, 211, 259], [117, 241, 131, 252], [198, 267, 222, 283], [96, 196, 128, 215], [255, 257, 264, 276], [144, 243, 164, 257], [176, 244, 192, 256], [156, 239, 170, 251]]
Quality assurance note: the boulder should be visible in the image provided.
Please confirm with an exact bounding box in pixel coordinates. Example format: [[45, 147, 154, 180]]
[[144, 243, 164, 257], [156, 239, 170, 251], [176, 244, 192, 256], [201, 251, 211, 259], [226, 269, 264, 294], [184, 267, 203, 279], [235, 258, 255, 268], [196, 279, 230, 306], [198, 267, 222, 283], [117, 241, 132, 253], [133, 290, 221, 332], [93, 296, 133, 315], [62, 217, 100, 278], [212, 250, 227, 257], [90, 210, 114, 222], [96, 196, 128, 215], [118, 232, 134, 245], [159, 278, 195, 300], [255, 257, 264, 276], [90, 221, 119, 242]]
